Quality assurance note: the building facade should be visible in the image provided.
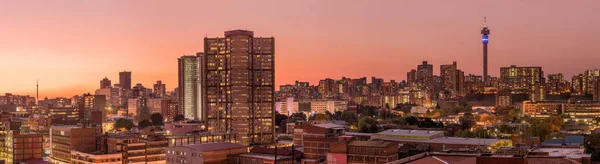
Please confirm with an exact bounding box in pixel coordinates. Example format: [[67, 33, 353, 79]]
[[50, 126, 100, 164], [119, 71, 132, 90], [204, 30, 275, 146], [178, 55, 202, 120], [499, 65, 544, 93]]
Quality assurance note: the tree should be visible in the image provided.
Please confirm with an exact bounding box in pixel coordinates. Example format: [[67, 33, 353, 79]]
[[473, 127, 489, 138], [325, 111, 335, 120], [114, 118, 135, 131], [138, 119, 151, 129], [546, 115, 564, 132], [524, 118, 552, 141], [290, 112, 307, 122], [174, 114, 185, 122], [507, 108, 521, 122], [150, 113, 164, 126], [480, 114, 498, 127], [358, 116, 379, 133], [136, 106, 151, 122], [309, 113, 330, 122], [341, 111, 358, 125], [456, 129, 474, 138], [333, 111, 343, 120], [586, 132, 600, 162], [275, 112, 289, 126], [405, 116, 419, 126]]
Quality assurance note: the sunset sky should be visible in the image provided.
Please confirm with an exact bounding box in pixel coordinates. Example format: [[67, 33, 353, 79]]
[[1, 0, 599, 98]]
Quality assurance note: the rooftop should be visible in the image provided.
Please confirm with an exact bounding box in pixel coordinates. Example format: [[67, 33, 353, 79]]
[[184, 142, 246, 152], [344, 132, 375, 136], [379, 137, 508, 146], [314, 123, 347, 129], [238, 153, 292, 161], [377, 129, 444, 138], [531, 148, 590, 159], [348, 141, 391, 148]]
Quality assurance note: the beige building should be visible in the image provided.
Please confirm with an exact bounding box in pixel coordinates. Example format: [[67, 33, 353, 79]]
[[204, 30, 275, 145], [310, 100, 348, 114], [499, 65, 544, 92], [71, 150, 122, 164], [0, 129, 44, 163], [178, 55, 203, 120], [50, 126, 100, 164], [165, 142, 247, 164]]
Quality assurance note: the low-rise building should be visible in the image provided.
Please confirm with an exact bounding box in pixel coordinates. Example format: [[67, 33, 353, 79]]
[[167, 132, 237, 146], [50, 126, 100, 164], [165, 142, 247, 164], [328, 140, 398, 164], [71, 150, 123, 164], [293, 123, 346, 163], [101, 134, 168, 164], [373, 129, 511, 152], [1, 130, 44, 163]]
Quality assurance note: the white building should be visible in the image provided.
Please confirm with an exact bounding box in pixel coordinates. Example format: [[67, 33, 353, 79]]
[[310, 100, 348, 114], [275, 97, 299, 116]]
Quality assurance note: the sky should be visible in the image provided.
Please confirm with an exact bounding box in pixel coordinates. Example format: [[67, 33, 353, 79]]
[[1, 0, 599, 98]]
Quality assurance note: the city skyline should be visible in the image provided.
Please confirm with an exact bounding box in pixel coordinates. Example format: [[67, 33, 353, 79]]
[[2, 0, 600, 98]]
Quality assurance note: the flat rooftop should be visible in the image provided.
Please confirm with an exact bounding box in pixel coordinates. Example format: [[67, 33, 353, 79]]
[[238, 153, 292, 160], [344, 132, 375, 136], [184, 142, 246, 152], [348, 140, 391, 148], [379, 137, 508, 146], [377, 129, 444, 138], [314, 123, 346, 129], [531, 148, 591, 159]]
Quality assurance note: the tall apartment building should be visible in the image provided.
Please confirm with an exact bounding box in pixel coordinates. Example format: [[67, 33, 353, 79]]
[[440, 61, 465, 97], [547, 73, 570, 95], [318, 78, 336, 99], [499, 65, 544, 92], [204, 30, 275, 146], [407, 61, 434, 96], [153, 80, 167, 98], [100, 77, 112, 89], [119, 71, 132, 90], [178, 55, 202, 120], [572, 74, 585, 95], [50, 126, 100, 164], [572, 69, 600, 95], [594, 80, 600, 102]]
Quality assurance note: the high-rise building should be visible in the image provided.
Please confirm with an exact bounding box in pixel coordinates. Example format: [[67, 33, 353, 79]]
[[119, 71, 132, 90], [153, 80, 167, 98], [594, 80, 600, 102], [440, 61, 464, 97], [572, 74, 585, 95], [481, 17, 491, 84], [178, 55, 201, 120], [499, 65, 544, 93], [407, 61, 434, 98], [100, 77, 111, 89], [318, 78, 335, 99], [204, 30, 275, 145], [131, 83, 148, 98], [572, 69, 600, 95], [546, 73, 570, 95]]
